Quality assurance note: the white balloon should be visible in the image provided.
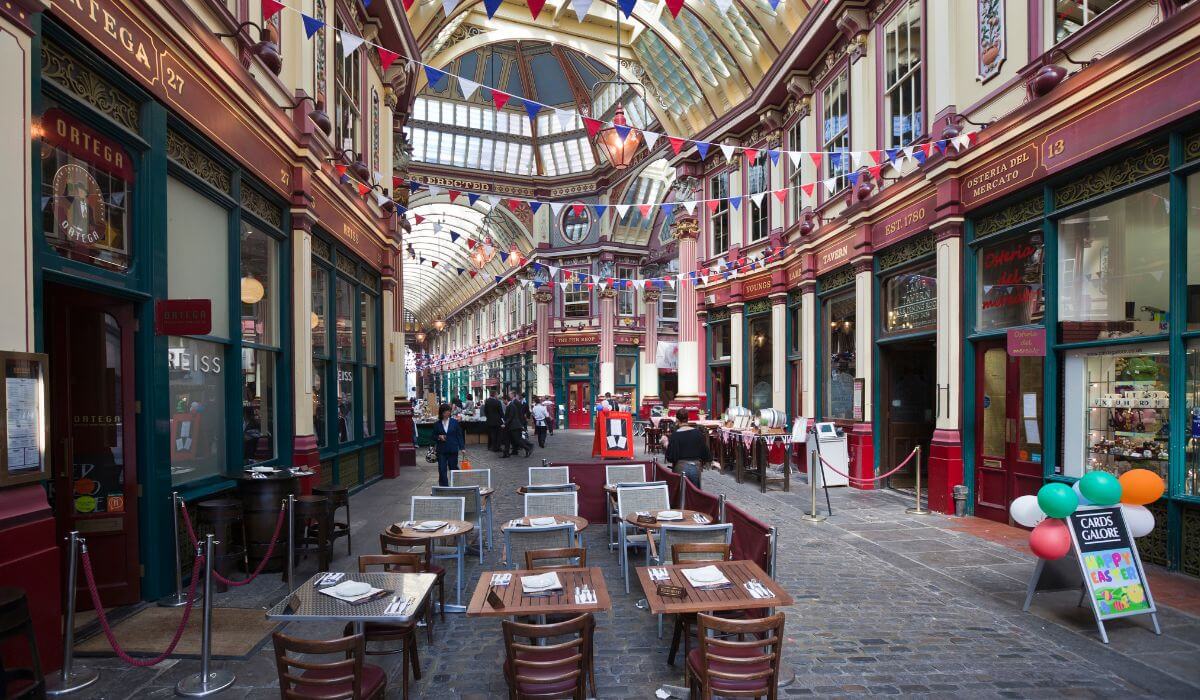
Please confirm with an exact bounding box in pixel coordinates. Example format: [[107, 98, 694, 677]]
[[1073, 481, 1094, 506], [1009, 494, 1046, 528], [1120, 504, 1155, 538]]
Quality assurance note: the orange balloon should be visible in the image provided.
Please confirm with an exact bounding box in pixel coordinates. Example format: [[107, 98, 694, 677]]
[[1118, 469, 1165, 506]]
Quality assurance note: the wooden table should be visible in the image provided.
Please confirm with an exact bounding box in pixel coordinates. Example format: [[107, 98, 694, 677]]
[[501, 515, 589, 533], [621, 510, 713, 531], [634, 560, 793, 616], [466, 567, 611, 618], [266, 572, 438, 631], [384, 520, 475, 612], [516, 484, 578, 495]]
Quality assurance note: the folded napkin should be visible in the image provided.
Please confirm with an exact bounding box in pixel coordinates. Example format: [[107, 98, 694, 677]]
[[521, 572, 563, 595], [657, 511, 684, 521], [681, 565, 731, 590], [647, 568, 671, 582], [528, 516, 558, 526], [573, 586, 596, 604], [413, 520, 447, 531], [318, 583, 383, 603]]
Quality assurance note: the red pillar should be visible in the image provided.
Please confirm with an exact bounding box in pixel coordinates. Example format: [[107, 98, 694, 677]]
[[848, 422, 875, 490], [292, 435, 320, 495], [0, 485, 62, 671], [395, 398, 417, 469], [928, 429, 964, 514]]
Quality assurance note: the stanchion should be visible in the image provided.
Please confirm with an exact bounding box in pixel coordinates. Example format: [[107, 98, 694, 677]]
[[46, 532, 99, 696], [176, 534, 235, 697], [906, 444, 930, 515], [801, 428, 827, 522], [158, 492, 188, 607], [286, 494, 295, 589]]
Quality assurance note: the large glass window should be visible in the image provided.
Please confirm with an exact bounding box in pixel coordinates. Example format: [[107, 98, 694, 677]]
[[1188, 174, 1200, 331], [788, 120, 804, 223], [790, 303, 802, 355], [824, 293, 856, 419], [1057, 185, 1170, 342], [360, 291, 377, 439], [169, 337, 227, 484], [616, 355, 637, 386], [883, 0, 922, 148], [748, 159, 769, 241], [561, 204, 591, 244], [1054, 0, 1119, 43], [660, 286, 678, 321], [821, 71, 850, 194], [977, 229, 1044, 331], [564, 269, 591, 318], [711, 320, 730, 359], [710, 172, 729, 255], [334, 19, 362, 154], [240, 223, 280, 464], [748, 315, 773, 410], [617, 266, 636, 315], [168, 177, 230, 338], [1186, 341, 1200, 497], [883, 264, 937, 333]]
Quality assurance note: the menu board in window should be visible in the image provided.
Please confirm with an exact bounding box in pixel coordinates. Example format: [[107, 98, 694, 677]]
[[0, 353, 49, 487]]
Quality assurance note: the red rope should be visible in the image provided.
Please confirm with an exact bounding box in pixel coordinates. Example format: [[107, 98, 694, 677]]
[[816, 447, 918, 483], [180, 501, 287, 587], [79, 547, 203, 667]]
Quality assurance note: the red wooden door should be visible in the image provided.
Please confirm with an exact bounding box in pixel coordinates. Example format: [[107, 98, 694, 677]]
[[974, 340, 1044, 524], [47, 285, 141, 608], [567, 381, 590, 429]]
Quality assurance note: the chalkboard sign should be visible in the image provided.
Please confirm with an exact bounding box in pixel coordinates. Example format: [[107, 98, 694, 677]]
[[1068, 507, 1156, 623]]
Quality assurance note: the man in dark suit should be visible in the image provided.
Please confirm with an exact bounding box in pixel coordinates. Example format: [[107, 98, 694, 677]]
[[482, 387, 504, 452], [430, 403, 465, 487], [504, 388, 533, 458]]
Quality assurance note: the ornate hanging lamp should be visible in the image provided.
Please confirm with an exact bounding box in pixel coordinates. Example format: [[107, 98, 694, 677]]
[[592, 11, 641, 169]]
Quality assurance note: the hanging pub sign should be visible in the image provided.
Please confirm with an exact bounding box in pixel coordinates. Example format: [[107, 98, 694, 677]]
[[592, 411, 634, 460]]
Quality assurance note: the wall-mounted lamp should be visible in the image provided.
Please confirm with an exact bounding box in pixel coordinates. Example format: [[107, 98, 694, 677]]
[[798, 208, 823, 237], [327, 150, 372, 183], [216, 21, 282, 76], [941, 111, 993, 141], [1030, 48, 1093, 98], [279, 95, 332, 136]]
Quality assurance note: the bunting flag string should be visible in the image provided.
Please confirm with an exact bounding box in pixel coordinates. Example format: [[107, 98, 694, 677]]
[[253, 1, 980, 166]]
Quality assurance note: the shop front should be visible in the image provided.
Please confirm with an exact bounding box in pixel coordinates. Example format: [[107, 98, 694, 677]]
[[706, 307, 731, 417], [553, 341, 598, 428]]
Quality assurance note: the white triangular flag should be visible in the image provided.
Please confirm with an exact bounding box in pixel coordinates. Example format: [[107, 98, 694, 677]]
[[902, 146, 915, 163], [720, 143, 735, 161], [441, 0, 458, 16], [458, 77, 480, 100], [549, 202, 566, 216], [824, 178, 838, 195], [642, 131, 660, 150], [682, 200, 697, 215], [615, 204, 631, 218], [428, 184, 445, 197], [788, 151, 803, 168], [632, 279, 645, 290], [433, 222, 443, 234], [486, 194, 501, 207], [559, 281, 569, 291], [751, 192, 767, 208], [713, 0, 733, 13], [953, 134, 970, 151], [850, 151, 862, 169], [339, 31, 364, 57], [375, 192, 389, 207], [665, 278, 676, 290], [546, 264, 559, 278], [555, 109, 574, 131], [570, 0, 594, 21]]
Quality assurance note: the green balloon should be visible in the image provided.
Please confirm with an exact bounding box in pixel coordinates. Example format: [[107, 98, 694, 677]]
[[1037, 483, 1078, 519], [1079, 471, 1122, 506]]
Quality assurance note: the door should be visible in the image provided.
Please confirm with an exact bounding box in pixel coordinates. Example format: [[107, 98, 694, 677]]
[[46, 284, 140, 608], [882, 341, 935, 490], [567, 381, 591, 429], [975, 339, 1045, 523], [710, 366, 729, 418]]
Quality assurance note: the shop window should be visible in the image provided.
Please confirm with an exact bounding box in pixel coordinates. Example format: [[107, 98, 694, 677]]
[[710, 172, 729, 254], [313, 358, 327, 448], [39, 106, 133, 271], [883, 0, 922, 148], [564, 272, 591, 318], [883, 264, 937, 333], [748, 315, 773, 410], [711, 320, 730, 360], [510, 291, 520, 328], [240, 224, 278, 346], [1054, 0, 1119, 43], [1062, 344, 1169, 481], [790, 304, 802, 354], [616, 355, 637, 386], [167, 177, 230, 339], [748, 158, 769, 241], [977, 229, 1044, 331], [824, 293, 856, 419], [334, 18, 361, 154], [1188, 173, 1200, 331], [788, 120, 804, 223], [1057, 184, 1169, 342], [360, 291, 377, 438], [169, 337, 227, 485], [618, 266, 637, 315], [660, 287, 678, 321], [1186, 341, 1200, 496], [821, 71, 850, 194], [242, 349, 276, 464], [337, 361, 355, 442]]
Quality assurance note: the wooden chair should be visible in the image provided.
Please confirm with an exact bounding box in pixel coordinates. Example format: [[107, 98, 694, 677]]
[[340, 555, 423, 698], [381, 532, 446, 625], [666, 542, 734, 666], [686, 612, 786, 700], [0, 587, 44, 700], [502, 613, 595, 700], [524, 547, 587, 570], [272, 631, 386, 700]]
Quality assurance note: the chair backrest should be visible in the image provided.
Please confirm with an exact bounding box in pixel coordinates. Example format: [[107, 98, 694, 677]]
[[523, 483, 578, 493], [671, 542, 733, 565], [616, 483, 670, 518], [379, 532, 433, 567], [450, 469, 492, 489], [658, 524, 733, 565], [431, 486, 481, 517], [694, 612, 785, 697], [503, 523, 575, 570], [605, 464, 647, 485], [273, 631, 367, 700], [358, 553, 422, 574], [411, 496, 465, 522], [528, 466, 570, 486], [524, 491, 579, 518], [525, 547, 587, 570], [502, 613, 593, 699]]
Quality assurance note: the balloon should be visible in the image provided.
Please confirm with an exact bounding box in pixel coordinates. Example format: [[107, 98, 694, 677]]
[[1078, 471, 1122, 506], [1009, 495, 1046, 528], [1119, 469, 1165, 506], [1029, 518, 1072, 559], [1072, 481, 1093, 506], [1120, 504, 1155, 538], [1037, 483, 1078, 519]]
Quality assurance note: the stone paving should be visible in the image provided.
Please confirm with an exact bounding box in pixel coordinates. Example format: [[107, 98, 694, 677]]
[[71, 429, 1200, 698]]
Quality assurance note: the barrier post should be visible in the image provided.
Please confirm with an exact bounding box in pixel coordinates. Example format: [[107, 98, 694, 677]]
[[717, 494, 726, 523], [158, 492, 188, 607], [905, 445, 929, 515], [46, 532, 99, 696], [286, 495, 295, 589], [176, 534, 235, 696], [801, 428, 827, 522]]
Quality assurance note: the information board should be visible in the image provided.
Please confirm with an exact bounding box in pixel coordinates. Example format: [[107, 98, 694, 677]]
[[1068, 507, 1156, 622], [0, 352, 49, 487]]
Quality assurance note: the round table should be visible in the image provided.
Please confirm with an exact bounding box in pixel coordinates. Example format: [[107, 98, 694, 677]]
[[622, 509, 713, 530], [385, 519, 475, 540], [501, 515, 589, 534]]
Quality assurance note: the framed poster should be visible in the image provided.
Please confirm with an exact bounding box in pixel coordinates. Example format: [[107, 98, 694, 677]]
[[0, 352, 50, 487]]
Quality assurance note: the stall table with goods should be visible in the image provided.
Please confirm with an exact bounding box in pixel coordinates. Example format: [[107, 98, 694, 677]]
[[715, 408, 793, 493]]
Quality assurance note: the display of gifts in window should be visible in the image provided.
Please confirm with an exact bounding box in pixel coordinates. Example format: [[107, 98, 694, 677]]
[[1085, 352, 1170, 478]]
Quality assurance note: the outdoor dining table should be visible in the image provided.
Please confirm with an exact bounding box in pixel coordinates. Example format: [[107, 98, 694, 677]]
[[465, 567, 611, 618], [384, 519, 475, 612], [501, 514, 589, 533], [622, 509, 715, 560], [266, 571, 438, 634]]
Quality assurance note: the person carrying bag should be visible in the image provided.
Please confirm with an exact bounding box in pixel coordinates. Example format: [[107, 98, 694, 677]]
[[431, 403, 465, 486]]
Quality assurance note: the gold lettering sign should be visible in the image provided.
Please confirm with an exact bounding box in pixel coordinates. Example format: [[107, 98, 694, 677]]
[[742, 276, 772, 298], [963, 144, 1041, 205], [816, 238, 851, 273], [342, 223, 360, 245], [59, 0, 162, 88]]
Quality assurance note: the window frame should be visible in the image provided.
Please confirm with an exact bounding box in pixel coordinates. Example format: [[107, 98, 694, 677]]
[[879, 0, 924, 149], [818, 66, 851, 199], [787, 117, 806, 225], [709, 170, 730, 255], [617, 265, 637, 316], [747, 155, 770, 241], [333, 14, 363, 156], [563, 267, 592, 319]]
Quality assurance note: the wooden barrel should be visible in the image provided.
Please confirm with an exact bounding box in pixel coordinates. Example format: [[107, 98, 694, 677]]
[[237, 473, 297, 573], [758, 409, 787, 429], [724, 406, 752, 422]]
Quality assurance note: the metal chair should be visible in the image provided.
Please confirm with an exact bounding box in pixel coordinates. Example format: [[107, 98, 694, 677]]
[[432, 486, 487, 562], [410, 496, 466, 603], [523, 483, 578, 493], [502, 613, 595, 700], [0, 587, 44, 700], [313, 484, 352, 556], [449, 469, 494, 549], [656, 524, 733, 566], [503, 523, 575, 570], [605, 465, 650, 546], [524, 491, 579, 518], [272, 632, 386, 700], [342, 555, 423, 697], [686, 613, 786, 700], [616, 483, 670, 593], [525, 547, 588, 570], [528, 466, 570, 486]]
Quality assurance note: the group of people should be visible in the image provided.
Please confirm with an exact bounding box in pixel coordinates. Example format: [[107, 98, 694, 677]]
[[431, 388, 558, 486]]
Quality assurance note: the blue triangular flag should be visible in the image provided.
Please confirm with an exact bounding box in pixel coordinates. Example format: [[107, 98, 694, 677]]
[[450, 231, 460, 242], [617, 0, 636, 18], [614, 124, 631, 141], [533, 262, 544, 272], [661, 203, 675, 219], [768, 149, 780, 166], [499, 251, 509, 262], [467, 193, 480, 205], [533, 280, 543, 288], [593, 204, 607, 217], [935, 140, 948, 155], [695, 141, 710, 159], [847, 171, 859, 187], [409, 180, 421, 193], [529, 201, 542, 214], [484, 0, 503, 17], [769, 0, 781, 9], [424, 66, 447, 87], [729, 196, 742, 210], [395, 205, 407, 216], [913, 149, 928, 165], [495, 276, 504, 284], [524, 99, 541, 122], [885, 148, 900, 163], [302, 14, 324, 38], [829, 152, 842, 170], [419, 257, 425, 264], [457, 267, 464, 275]]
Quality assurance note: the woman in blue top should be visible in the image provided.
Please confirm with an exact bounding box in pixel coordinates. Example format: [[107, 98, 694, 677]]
[[431, 403, 465, 487]]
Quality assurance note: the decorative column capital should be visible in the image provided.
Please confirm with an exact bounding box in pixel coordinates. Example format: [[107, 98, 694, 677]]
[[598, 287, 617, 300], [642, 288, 662, 304], [670, 215, 700, 241], [534, 288, 553, 304], [769, 292, 787, 305], [852, 259, 873, 276]]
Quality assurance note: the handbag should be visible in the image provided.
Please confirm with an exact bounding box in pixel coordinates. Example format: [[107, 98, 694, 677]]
[[425, 445, 437, 463]]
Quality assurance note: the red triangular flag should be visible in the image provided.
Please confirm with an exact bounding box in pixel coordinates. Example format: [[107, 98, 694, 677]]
[[334, 164, 348, 176], [469, 270, 478, 278], [402, 0, 416, 9], [262, 0, 285, 20], [582, 117, 603, 139], [705, 200, 720, 214], [773, 189, 788, 203], [809, 152, 823, 168], [392, 175, 403, 188], [528, 0, 547, 19], [967, 132, 979, 145], [572, 204, 586, 216], [492, 91, 511, 110], [923, 142, 936, 158], [869, 150, 882, 165], [668, 137, 686, 155], [867, 165, 882, 180], [466, 239, 476, 249], [413, 214, 425, 225], [636, 204, 650, 217], [801, 183, 815, 197], [507, 198, 522, 211], [665, 0, 685, 18], [377, 48, 400, 71], [744, 148, 758, 164], [357, 183, 370, 196], [448, 189, 461, 203], [430, 261, 439, 269]]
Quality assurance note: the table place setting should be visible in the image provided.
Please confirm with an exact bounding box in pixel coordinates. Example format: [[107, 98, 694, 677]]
[[690, 513, 711, 523], [318, 579, 391, 604], [647, 568, 672, 582], [743, 579, 774, 599], [412, 520, 448, 532], [490, 573, 513, 586], [680, 565, 733, 591], [395, 520, 415, 529], [528, 516, 558, 526], [656, 510, 684, 521], [573, 585, 596, 604], [521, 571, 564, 597], [315, 572, 346, 588], [384, 595, 417, 616]]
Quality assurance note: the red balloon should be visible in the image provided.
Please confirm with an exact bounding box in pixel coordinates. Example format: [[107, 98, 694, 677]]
[[1029, 518, 1072, 560]]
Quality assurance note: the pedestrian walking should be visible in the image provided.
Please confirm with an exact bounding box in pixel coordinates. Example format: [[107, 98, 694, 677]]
[[504, 388, 533, 458], [483, 387, 504, 452], [431, 403, 465, 487], [531, 396, 550, 448]]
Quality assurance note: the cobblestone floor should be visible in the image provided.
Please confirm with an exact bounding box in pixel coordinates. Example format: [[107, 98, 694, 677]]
[[72, 429, 1200, 698]]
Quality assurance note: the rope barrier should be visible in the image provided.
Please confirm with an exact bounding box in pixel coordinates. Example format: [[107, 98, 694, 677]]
[[179, 501, 288, 588], [817, 446, 918, 484], [79, 546, 204, 667]]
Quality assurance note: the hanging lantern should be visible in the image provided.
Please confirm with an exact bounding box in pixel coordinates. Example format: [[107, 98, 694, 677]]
[[507, 244, 521, 268], [415, 332, 427, 343], [595, 104, 641, 170], [472, 234, 497, 269], [240, 275, 265, 304], [433, 318, 446, 332]]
